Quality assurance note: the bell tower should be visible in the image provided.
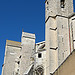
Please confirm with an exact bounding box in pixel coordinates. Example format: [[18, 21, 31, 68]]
[[45, 0, 73, 20], [57, 0, 73, 16], [45, 0, 74, 75]]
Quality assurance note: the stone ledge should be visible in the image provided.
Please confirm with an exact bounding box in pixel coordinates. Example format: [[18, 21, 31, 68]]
[[6, 40, 21, 48]]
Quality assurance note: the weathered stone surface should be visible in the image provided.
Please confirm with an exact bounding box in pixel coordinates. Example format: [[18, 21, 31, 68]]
[[20, 32, 35, 75], [2, 40, 21, 75], [2, 0, 75, 75]]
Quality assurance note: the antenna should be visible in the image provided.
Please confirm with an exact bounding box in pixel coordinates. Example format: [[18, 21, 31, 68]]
[[22, 28, 24, 32]]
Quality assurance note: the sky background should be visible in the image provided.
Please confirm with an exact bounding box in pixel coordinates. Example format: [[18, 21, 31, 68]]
[[0, 0, 75, 75], [0, 0, 45, 75]]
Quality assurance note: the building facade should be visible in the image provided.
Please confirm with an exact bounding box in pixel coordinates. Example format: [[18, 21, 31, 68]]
[[1, 0, 75, 75]]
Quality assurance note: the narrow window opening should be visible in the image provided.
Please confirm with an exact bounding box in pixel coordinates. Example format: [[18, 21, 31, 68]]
[[17, 61, 20, 64], [19, 55, 21, 58], [47, 1, 49, 5], [62, 53, 64, 59], [62, 38, 63, 42], [60, 0, 65, 8], [17, 69, 19, 71], [38, 53, 42, 58], [62, 25, 63, 29]]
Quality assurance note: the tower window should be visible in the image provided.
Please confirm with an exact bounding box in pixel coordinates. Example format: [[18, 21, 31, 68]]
[[47, 1, 49, 5], [60, 0, 65, 8], [38, 53, 42, 58]]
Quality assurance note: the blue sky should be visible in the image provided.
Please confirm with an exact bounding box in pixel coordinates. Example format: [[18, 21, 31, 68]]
[[0, 0, 75, 75], [0, 0, 45, 74]]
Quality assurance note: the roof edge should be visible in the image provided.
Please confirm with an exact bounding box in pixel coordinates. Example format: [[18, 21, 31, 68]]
[[6, 40, 21, 48]]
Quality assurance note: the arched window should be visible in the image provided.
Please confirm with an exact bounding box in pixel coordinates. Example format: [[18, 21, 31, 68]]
[[35, 66, 44, 75], [60, 0, 65, 8], [36, 67, 43, 75]]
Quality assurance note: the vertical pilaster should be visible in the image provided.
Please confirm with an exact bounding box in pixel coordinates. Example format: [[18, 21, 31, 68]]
[[45, 17, 58, 74]]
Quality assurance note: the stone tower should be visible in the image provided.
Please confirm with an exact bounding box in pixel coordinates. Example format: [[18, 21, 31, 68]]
[[2, 40, 21, 75], [45, 0, 74, 75], [20, 32, 35, 75]]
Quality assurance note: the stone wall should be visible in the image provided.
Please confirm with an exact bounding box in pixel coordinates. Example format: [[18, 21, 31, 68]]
[[53, 50, 75, 75], [2, 40, 21, 75]]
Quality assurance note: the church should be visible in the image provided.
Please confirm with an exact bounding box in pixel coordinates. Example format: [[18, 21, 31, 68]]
[[1, 0, 75, 75]]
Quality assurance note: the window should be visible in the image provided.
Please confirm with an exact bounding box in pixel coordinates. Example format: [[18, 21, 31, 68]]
[[36, 67, 44, 75], [17, 69, 19, 71], [62, 38, 63, 42], [19, 55, 21, 58], [60, 0, 65, 8], [62, 25, 63, 29], [38, 53, 42, 58], [47, 1, 49, 5], [17, 61, 20, 64]]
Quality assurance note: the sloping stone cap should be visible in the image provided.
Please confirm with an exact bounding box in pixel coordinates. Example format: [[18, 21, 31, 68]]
[[68, 12, 75, 18], [6, 40, 21, 48], [24, 64, 33, 74], [45, 13, 75, 23], [36, 41, 45, 45], [22, 32, 35, 39]]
